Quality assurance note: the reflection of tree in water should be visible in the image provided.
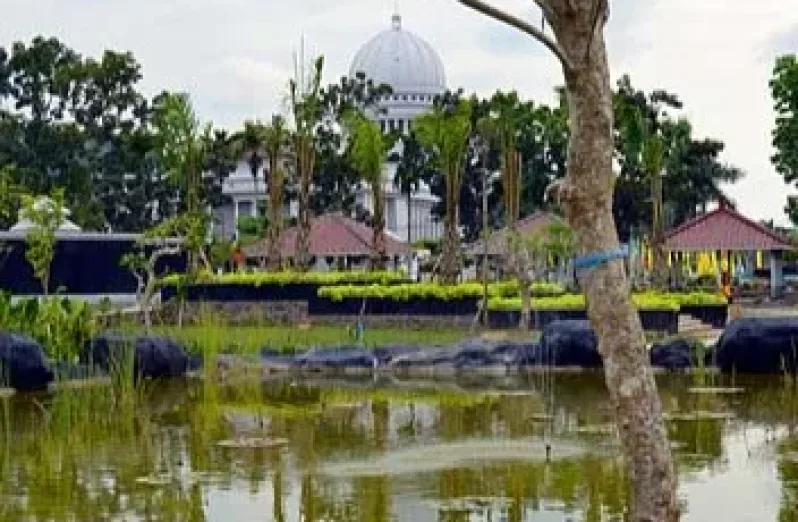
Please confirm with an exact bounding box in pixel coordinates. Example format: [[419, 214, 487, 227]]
[[12, 374, 798, 521]]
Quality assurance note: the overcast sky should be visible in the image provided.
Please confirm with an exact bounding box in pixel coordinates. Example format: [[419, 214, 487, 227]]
[[1, 0, 798, 224]]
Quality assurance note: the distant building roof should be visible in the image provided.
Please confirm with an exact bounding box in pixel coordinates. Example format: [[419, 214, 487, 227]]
[[663, 203, 794, 252], [466, 211, 559, 257], [8, 196, 82, 233], [243, 213, 410, 259]]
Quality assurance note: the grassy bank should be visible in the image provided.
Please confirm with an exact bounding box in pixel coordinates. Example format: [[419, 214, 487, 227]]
[[153, 324, 472, 354]]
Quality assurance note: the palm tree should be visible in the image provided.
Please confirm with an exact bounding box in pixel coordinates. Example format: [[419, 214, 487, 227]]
[[415, 100, 473, 284], [474, 116, 499, 328], [263, 115, 290, 271], [289, 55, 324, 272], [231, 121, 267, 235], [344, 111, 390, 270]]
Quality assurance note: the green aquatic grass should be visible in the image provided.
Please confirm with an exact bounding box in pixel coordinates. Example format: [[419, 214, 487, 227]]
[[153, 324, 470, 354]]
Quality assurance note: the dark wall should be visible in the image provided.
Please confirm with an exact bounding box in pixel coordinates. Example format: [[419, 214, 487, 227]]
[[0, 239, 186, 295]]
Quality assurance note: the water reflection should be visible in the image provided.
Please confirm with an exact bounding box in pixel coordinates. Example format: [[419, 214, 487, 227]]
[[1, 373, 797, 520]]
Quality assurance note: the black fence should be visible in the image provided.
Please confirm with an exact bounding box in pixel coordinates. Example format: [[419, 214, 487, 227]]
[[0, 237, 185, 295]]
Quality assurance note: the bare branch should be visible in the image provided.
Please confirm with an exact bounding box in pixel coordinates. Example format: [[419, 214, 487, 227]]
[[531, 0, 554, 20], [458, 0, 573, 73]]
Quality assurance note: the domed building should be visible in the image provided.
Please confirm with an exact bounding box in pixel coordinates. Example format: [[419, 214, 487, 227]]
[[351, 13, 445, 242], [217, 13, 446, 243]]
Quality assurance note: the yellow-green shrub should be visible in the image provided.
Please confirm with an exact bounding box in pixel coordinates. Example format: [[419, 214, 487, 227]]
[[160, 270, 409, 287]]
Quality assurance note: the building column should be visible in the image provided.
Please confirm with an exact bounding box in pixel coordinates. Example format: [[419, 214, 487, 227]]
[[232, 197, 240, 241], [745, 251, 756, 277], [771, 250, 784, 299]]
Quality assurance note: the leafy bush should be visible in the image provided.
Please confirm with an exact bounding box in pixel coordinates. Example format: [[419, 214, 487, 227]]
[[486, 280, 565, 298], [319, 283, 485, 302], [0, 292, 96, 361], [160, 270, 409, 287], [318, 280, 566, 302], [487, 292, 707, 312], [668, 291, 728, 306]]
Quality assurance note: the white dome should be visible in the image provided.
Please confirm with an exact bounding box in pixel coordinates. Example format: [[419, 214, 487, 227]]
[[349, 14, 446, 96]]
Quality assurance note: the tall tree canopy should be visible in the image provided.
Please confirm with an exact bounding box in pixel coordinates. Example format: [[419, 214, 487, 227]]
[[771, 55, 798, 224]]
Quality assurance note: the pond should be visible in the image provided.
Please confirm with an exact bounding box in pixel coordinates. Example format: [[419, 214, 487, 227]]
[[0, 372, 795, 521]]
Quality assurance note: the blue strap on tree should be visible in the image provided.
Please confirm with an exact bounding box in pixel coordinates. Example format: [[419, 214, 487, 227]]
[[573, 246, 629, 272]]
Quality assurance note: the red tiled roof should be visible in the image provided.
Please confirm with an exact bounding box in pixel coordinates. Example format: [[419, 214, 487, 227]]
[[466, 211, 559, 256], [243, 213, 409, 259], [663, 205, 794, 252]]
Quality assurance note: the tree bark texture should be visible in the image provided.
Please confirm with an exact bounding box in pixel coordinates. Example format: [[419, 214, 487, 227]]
[[440, 173, 462, 284], [295, 137, 314, 272], [267, 156, 284, 271], [548, 3, 680, 519]]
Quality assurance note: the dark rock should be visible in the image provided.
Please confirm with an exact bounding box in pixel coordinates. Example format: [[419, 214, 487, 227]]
[[452, 338, 504, 368], [0, 331, 54, 391], [389, 347, 459, 369], [293, 347, 377, 371], [650, 338, 693, 370], [372, 344, 422, 365], [717, 318, 798, 374], [491, 343, 541, 366], [82, 333, 190, 379], [187, 354, 203, 372], [540, 320, 602, 367]]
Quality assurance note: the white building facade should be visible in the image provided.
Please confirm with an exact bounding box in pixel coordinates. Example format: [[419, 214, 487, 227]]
[[350, 13, 445, 242], [216, 13, 445, 242]]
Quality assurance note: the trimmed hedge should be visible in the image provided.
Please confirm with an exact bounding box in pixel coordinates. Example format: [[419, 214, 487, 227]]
[[487, 291, 726, 312], [160, 270, 410, 287], [317, 281, 565, 302]]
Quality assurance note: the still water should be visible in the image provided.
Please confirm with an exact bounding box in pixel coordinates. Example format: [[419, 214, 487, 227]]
[[0, 372, 796, 521]]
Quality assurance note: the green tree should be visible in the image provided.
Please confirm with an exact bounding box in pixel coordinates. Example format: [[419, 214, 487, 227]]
[[289, 56, 325, 271], [415, 98, 473, 283], [121, 216, 186, 329], [314, 72, 393, 215], [344, 111, 391, 270], [771, 55, 798, 224], [151, 92, 211, 271], [457, 0, 680, 517], [614, 76, 681, 286], [263, 115, 291, 270], [21, 188, 66, 295], [0, 37, 154, 231], [0, 165, 25, 230]]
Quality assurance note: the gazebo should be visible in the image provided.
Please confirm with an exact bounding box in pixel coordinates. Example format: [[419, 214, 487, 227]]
[[242, 213, 410, 270], [663, 202, 795, 298]]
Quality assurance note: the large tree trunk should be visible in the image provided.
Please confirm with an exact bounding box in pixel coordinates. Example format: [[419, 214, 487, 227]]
[[551, 6, 680, 520], [371, 181, 387, 271]]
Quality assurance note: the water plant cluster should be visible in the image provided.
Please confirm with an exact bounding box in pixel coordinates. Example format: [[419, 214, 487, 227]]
[[487, 291, 727, 312], [0, 292, 95, 361]]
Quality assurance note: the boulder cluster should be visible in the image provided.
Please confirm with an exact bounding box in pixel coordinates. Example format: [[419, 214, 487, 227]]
[[1, 317, 794, 392]]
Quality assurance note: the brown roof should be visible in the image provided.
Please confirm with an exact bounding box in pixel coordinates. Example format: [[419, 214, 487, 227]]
[[243, 213, 409, 259], [466, 211, 559, 257], [663, 204, 794, 252]]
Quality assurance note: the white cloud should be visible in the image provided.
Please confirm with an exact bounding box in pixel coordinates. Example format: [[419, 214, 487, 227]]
[[1, 0, 797, 223]]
